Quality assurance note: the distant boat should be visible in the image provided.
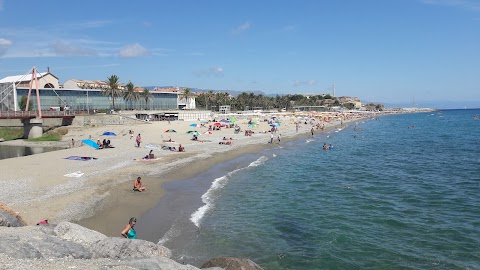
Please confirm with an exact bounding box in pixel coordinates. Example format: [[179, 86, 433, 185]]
[[474, 115, 479, 120]]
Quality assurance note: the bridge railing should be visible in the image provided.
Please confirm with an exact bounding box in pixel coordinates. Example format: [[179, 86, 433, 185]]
[[0, 110, 76, 118]]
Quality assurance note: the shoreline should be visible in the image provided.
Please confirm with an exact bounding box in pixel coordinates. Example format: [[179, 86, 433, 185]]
[[76, 118, 354, 241], [0, 112, 381, 239]]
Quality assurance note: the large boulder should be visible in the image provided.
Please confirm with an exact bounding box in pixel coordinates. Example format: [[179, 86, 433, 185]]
[[0, 211, 23, 227], [201, 257, 263, 270], [0, 226, 92, 259], [54, 221, 107, 246], [0, 203, 26, 227], [91, 237, 172, 259]]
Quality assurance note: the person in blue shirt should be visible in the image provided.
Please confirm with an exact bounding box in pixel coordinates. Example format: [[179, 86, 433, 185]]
[[121, 217, 137, 239]]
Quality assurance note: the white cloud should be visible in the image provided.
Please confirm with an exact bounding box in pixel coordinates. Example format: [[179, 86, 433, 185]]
[[0, 38, 12, 57], [50, 41, 97, 56], [119, 43, 150, 58], [421, 0, 480, 11], [232, 21, 251, 33], [0, 38, 12, 45], [194, 67, 224, 77], [293, 80, 317, 87]]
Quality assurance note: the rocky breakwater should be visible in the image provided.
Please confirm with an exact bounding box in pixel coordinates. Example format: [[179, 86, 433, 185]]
[[0, 210, 263, 270]]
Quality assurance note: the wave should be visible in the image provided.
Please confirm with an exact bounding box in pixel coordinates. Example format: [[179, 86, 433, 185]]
[[190, 156, 268, 227]]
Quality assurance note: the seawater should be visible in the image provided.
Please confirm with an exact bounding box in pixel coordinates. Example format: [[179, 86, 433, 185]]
[[0, 145, 63, 160], [157, 109, 480, 269]]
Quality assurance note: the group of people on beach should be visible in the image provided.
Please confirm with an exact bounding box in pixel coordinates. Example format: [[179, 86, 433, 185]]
[[97, 139, 113, 149]]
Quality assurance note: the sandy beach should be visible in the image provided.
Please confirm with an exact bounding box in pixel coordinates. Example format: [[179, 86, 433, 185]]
[[0, 112, 375, 239]]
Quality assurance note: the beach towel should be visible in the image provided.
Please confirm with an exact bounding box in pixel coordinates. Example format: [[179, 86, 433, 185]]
[[64, 156, 98, 161], [145, 144, 159, 149], [64, 171, 84, 178]]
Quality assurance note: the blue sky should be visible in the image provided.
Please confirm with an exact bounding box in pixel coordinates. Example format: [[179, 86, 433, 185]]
[[1, 0, 479, 108]]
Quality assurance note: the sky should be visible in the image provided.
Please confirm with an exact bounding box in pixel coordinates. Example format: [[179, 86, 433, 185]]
[[1, 0, 479, 109]]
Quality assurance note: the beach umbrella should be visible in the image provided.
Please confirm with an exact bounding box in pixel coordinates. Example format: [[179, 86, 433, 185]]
[[203, 131, 213, 135], [187, 130, 200, 136], [229, 118, 237, 123], [248, 124, 256, 128], [165, 129, 177, 133], [220, 119, 229, 123], [102, 131, 116, 136], [189, 123, 198, 127], [213, 122, 221, 127], [81, 139, 99, 149]]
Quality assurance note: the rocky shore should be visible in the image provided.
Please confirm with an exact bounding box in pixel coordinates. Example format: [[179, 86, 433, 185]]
[[0, 209, 262, 270]]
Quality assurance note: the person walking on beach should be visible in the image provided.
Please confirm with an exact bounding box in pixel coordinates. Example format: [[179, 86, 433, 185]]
[[270, 132, 274, 144], [121, 217, 137, 239], [311, 127, 314, 137], [277, 134, 281, 144], [136, 134, 142, 147]]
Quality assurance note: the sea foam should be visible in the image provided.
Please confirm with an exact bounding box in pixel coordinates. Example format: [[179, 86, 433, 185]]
[[190, 156, 268, 227]]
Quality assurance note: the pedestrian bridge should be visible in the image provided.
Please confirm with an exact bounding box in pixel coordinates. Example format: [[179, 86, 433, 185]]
[[0, 111, 75, 139], [0, 110, 75, 119]]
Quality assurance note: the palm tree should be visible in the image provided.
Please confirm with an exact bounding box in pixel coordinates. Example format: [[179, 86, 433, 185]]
[[205, 90, 214, 110], [141, 88, 153, 110], [123, 81, 140, 110], [104, 75, 123, 110], [179, 88, 195, 110]]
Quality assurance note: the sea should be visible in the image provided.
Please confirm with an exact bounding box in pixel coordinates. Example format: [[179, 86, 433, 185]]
[[138, 109, 480, 269]]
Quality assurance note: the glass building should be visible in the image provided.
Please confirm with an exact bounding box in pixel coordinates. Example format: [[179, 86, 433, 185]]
[[12, 87, 179, 111]]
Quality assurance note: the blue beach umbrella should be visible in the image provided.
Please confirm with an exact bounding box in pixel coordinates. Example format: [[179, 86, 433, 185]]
[[189, 123, 198, 127], [81, 139, 99, 149], [102, 131, 116, 136]]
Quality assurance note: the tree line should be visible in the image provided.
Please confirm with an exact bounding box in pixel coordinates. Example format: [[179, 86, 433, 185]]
[[194, 91, 348, 111]]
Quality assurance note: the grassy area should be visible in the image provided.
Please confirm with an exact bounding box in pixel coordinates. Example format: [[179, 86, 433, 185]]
[[25, 127, 68, 142], [26, 134, 62, 141], [0, 128, 23, 141]]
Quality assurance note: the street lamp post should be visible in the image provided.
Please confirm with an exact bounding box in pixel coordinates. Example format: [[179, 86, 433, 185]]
[[86, 89, 89, 114]]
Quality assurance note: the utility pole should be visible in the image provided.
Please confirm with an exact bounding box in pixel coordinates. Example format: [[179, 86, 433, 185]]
[[87, 89, 89, 114], [332, 82, 335, 97]]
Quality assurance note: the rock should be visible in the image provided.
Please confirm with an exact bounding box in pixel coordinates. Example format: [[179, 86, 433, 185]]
[[0, 211, 23, 227], [91, 237, 172, 259], [54, 221, 107, 246], [0, 226, 92, 259], [0, 253, 202, 270], [122, 257, 200, 270], [0, 203, 26, 227], [201, 257, 263, 270]]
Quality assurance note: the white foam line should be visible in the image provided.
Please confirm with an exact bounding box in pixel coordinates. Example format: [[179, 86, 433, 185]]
[[190, 156, 268, 227]]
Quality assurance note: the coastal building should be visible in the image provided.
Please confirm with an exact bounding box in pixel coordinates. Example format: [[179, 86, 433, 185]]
[[0, 71, 194, 111]]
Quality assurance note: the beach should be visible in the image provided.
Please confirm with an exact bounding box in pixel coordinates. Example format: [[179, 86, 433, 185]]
[[0, 112, 374, 239]]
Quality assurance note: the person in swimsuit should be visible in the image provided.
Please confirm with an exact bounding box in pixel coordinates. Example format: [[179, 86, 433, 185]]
[[121, 217, 137, 239], [133, 177, 145, 192]]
